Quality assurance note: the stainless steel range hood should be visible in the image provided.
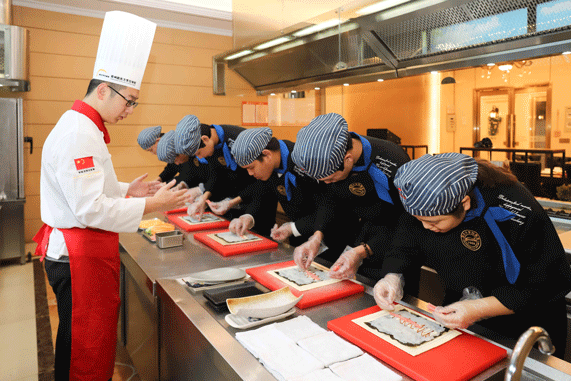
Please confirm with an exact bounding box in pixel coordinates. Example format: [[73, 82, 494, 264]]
[[0, 0, 29, 92], [214, 0, 571, 95]]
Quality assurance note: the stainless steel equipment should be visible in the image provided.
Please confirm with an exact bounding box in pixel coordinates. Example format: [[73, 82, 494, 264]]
[[0, 0, 30, 91], [0, 97, 26, 263]]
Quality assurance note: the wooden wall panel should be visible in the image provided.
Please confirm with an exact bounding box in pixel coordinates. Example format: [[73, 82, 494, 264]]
[[13, 5, 263, 243]]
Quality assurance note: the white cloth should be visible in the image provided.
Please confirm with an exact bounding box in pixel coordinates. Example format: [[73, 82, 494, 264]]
[[297, 332, 363, 367], [273, 316, 327, 342], [288, 368, 344, 381], [329, 353, 402, 381], [258, 342, 324, 381], [41, 110, 146, 259], [235, 324, 295, 359]]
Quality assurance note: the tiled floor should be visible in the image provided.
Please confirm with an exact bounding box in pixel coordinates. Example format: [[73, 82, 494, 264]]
[[0, 245, 141, 381]]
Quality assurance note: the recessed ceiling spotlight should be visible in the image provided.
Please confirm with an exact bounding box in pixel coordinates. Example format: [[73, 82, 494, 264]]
[[377, 79, 384, 82], [343, 83, 349, 86], [314, 87, 321, 90]]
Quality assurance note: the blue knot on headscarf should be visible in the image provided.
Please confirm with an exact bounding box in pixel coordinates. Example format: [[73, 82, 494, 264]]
[[275, 140, 296, 201], [197, 157, 208, 164], [213, 124, 237, 171], [464, 187, 520, 284], [350, 133, 393, 205]]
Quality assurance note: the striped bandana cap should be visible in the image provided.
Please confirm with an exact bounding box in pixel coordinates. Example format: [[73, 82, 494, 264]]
[[174, 115, 201, 156], [291, 113, 349, 179], [394, 152, 478, 216], [232, 127, 273, 167], [137, 125, 161, 149], [157, 130, 177, 163]]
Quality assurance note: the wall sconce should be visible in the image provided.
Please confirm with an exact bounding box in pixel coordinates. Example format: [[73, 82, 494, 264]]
[[488, 106, 501, 136]]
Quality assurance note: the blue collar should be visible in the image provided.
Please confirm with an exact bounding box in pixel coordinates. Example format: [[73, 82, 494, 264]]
[[350, 132, 371, 172], [464, 187, 520, 284], [275, 140, 289, 175]]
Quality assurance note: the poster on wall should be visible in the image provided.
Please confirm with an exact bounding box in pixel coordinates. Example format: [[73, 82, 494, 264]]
[[242, 101, 268, 126]]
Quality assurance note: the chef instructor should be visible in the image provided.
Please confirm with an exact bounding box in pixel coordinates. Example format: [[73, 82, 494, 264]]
[[33, 11, 190, 381]]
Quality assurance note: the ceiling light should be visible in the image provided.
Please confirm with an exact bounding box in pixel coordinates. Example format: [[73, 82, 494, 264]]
[[343, 83, 349, 86], [498, 64, 513, 72], [314, 87, 321, 90], [356, 0, 412, 15], [224, 50, 253, 60], [377, 79, 384, 82], [487, 63, 495, 66], [431, 71, 438, 74], [291, 90, 297, 93], [293, 19, 345, 37], [254, 36, 292, 50], [563, 51, 571, 55], [270, 93, 276, 96]]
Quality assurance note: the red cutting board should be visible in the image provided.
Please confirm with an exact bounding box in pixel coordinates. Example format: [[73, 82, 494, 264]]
[[194, 229, 278, 257], [166, 212, 230, 232], [328, 305, 507, 381], [246, 260, 365, 309], [164, 207, 187, 215]]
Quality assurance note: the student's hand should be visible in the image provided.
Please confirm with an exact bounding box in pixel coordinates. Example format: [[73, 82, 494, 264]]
[[329, 247, 363, 279], [187, 198, 207, 220], [373, 273, 404, 311], [270, 223, 293, 241], [293, 232, 323, 270], [428, 297, 512, 329], [128, 173, 162, 197], [207, 199, 232, 215], [185, 186, 203, 203], [229, 214, 255, 236]]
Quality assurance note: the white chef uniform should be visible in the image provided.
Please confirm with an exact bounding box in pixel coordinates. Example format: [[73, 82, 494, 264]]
[[41, 110, 145, 260]]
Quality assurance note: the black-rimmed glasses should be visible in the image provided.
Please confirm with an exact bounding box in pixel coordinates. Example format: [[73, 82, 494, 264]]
[[108, 86, 138, 108]]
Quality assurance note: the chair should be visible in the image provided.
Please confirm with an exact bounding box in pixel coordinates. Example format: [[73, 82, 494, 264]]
[[509, 161, 545, 197]]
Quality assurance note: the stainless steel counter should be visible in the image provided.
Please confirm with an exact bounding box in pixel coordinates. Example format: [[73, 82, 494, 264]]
[[119, 213, 571, 381]]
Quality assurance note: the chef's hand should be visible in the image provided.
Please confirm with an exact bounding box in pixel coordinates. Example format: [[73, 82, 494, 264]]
[[229, 214, 255, 236], [185, 186, 203, 204], [293, 231, 323, 270], [187, 198, 207, 220], [128, 173, 162, 197], [373, 273, 404, 311], [270, 222, 293, 241], [428, 297, 513, 329], [329, 246, 366, 280], [144, 180, 190, 214]]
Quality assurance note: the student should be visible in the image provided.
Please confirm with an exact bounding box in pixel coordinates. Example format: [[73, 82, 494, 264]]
[[33, 12, 190, 380], [174, 116, 277, 235], [137, 125, 181, 183], [373, 152, 571, 359], [229, 127, 327, 244], [291, 113, 410, 280]]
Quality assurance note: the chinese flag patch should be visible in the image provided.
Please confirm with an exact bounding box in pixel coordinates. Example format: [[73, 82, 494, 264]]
[[74, 156, 95, 171]]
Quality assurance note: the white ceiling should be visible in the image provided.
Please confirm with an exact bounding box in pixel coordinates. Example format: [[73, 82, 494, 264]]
[[14, 0, 234, 35]]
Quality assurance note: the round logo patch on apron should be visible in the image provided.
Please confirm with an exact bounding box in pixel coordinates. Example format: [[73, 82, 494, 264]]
[[461, 229, 482, 251], [277, 185, 287, 196], [218, 156, 227, 166], [349, 182, 366, 196], [193, 158, 200, 167]]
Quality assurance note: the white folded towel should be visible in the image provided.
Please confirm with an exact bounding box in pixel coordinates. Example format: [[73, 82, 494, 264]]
[[258, 341, 324, 381], [329, 353, 402, 381], [288, 368, 345, 381], [235, 324, 295, 359], [297, 332, 363, 367], [273, 315, 327, 342]]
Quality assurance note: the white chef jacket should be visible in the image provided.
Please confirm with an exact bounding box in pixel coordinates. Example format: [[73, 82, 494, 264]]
[[40, 107, 146, 260]]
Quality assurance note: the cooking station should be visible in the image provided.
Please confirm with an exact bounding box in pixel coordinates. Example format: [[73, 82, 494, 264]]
[[119, 212, 571, 381]]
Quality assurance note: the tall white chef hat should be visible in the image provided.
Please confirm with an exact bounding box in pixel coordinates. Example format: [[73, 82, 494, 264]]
[[92, 11, 157, 90]]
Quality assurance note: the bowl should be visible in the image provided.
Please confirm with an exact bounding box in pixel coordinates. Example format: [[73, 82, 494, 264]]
[[226, 287, 302, 318]]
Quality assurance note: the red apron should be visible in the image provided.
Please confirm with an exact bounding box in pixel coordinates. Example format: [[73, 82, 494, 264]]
[[34, 224, 120, 381]]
